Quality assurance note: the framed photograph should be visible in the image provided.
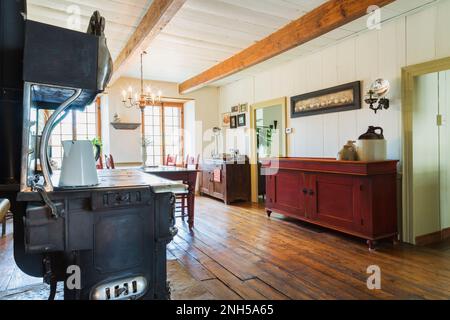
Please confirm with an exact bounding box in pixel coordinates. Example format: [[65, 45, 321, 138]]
[[231, 105, 239, 113], [239, 103, 248, 113], [230, 115, 237, 129], [237, 113, 246, 127], [291, 81, 361, 118], [222, 113, 231, 127]]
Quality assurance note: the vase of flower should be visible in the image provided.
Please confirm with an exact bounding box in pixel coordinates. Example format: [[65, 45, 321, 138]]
[[141, 137, 152, 168]]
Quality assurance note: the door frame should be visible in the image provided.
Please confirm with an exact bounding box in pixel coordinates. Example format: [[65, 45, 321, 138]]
[[402, 56, 450, 243], [249, 97, 288, 203]]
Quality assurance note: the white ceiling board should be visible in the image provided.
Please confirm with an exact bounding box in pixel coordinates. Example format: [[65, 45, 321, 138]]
[[386, 0, 437, 12], [182, 0, 292, 29]]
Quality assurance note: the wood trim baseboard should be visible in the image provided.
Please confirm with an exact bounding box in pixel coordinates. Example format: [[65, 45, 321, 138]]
[[415, 227, 450, 246], [442, 227, 450, 239]]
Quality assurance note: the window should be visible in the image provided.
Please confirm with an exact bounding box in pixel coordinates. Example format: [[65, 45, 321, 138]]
[[75, 103, 98, 141], [144, 106, 163, 166], [48, 101, 100, 169], [143, 103, 184, 166]]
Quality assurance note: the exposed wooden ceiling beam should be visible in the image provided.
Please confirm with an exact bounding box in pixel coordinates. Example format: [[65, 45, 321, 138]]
[[179, 0, 396, 94], [110, 0, 186, 85]]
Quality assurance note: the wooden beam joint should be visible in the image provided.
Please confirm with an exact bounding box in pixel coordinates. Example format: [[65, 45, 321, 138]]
[[110, 0, 186, 85]]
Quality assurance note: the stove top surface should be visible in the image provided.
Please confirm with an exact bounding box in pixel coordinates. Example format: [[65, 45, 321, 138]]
[[51, 169, 187, 193]]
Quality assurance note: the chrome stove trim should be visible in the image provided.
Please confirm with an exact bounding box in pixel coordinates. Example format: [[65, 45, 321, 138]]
[[20, 82, 32, 192], [39, 88, 82, 192], [20, 83, 86, 192], [90, 276, 148, 300]]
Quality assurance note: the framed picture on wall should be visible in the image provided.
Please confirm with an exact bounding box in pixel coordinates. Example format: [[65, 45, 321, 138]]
[[239, 103, 248, 113], [222, 113, 231, 127], [237, 113, 246, 127], [230, 115, 237, 129], [291, 81, 361, 118], [231, 105, 239, 113]]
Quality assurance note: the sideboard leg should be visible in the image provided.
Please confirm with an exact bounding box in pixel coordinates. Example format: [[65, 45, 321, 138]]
[[367, 240, 376, 251], [266, 210, 272, 218], [392, 235, 400, 246]]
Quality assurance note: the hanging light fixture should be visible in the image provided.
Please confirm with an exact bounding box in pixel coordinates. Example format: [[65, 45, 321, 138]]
[[121, 51, 162, 109]]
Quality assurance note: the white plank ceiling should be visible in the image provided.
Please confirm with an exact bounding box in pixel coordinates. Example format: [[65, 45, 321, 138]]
[[124, 0, 331, 83], [26, 0, 438, 86]]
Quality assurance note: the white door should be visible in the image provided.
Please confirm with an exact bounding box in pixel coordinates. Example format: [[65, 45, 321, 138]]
[[413, 70, 450, 242], [439, 70, 450, 231], [413, 73, 440, 239]]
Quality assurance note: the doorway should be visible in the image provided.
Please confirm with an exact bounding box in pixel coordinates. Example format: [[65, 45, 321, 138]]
[[403, 57, 450, 244], [249, 97, 287, 203]]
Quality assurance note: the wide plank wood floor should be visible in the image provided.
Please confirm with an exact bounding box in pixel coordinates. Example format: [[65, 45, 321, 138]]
[[1, 196, 450, 299]]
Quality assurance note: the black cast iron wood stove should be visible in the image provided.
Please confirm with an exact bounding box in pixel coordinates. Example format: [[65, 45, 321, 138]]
[[0, 1, 184, 300]]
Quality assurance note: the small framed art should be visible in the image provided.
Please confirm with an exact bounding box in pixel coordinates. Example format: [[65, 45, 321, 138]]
[[237, 113, 246, 127], [230, 115, 237, 129]]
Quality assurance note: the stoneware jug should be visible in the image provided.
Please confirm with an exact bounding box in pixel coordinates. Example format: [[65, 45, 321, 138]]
[[337, 141, 358, 161], [60, 140, 99, 187], [357, 126, 387, 161]]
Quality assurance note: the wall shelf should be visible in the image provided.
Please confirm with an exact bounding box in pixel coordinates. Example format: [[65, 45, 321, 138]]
[[110, 122, 141, 130]]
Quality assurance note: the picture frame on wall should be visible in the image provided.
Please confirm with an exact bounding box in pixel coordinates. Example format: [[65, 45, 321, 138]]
[[237, 113, 246, 127], [239, 103, 248, 113], [231, 105, 239, 113], [230, 115, 237, 129], [222, 113, 231, 127], [291, 81, 361, 118]]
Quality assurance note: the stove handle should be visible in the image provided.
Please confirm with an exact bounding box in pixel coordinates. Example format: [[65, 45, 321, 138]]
[[169, 194, 178, 238], [157, 194, 178, 243], [33, 184, 59, 219]]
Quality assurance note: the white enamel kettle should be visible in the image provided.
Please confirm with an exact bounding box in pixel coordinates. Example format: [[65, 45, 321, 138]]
[[59, 140, 100, 187]]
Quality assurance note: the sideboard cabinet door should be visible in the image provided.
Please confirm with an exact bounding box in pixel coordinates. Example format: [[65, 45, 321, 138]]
[[212, 165, 225, 201], [308, 173, 362, 232], [201, 170, 212, 195], [266, 175, 275, 206], [272, 170, 307, 217]]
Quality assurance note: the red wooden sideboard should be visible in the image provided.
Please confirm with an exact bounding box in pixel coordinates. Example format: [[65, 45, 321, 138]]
[[262, 158, 399, 249]]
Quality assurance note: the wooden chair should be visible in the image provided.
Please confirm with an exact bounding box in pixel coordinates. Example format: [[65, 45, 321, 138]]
[[184, 154, 200, 170], [165, 154, 178, 167], [0, 198, 11, 237], [176, 154, 200, 221], [105, 154, 115, 169], [97, 155, 104, 169]]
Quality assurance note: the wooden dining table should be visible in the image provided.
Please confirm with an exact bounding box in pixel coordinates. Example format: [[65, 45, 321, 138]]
[[141, 166, 198, 229]]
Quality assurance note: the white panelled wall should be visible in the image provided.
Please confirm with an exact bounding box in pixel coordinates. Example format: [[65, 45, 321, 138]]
[[218, 0, 450, 163]]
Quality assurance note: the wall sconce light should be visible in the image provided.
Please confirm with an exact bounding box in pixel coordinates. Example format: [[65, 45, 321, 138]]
[[364, 79, 390, 114]]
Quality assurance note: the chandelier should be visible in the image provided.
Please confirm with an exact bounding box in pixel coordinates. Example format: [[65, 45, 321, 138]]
[[122, 51, 162, 109]]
